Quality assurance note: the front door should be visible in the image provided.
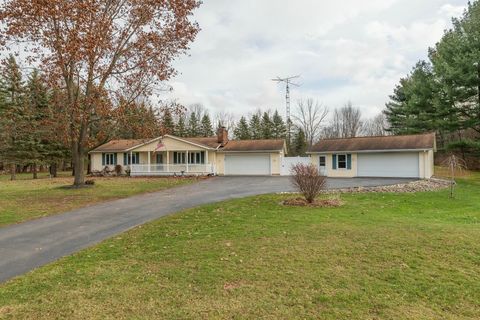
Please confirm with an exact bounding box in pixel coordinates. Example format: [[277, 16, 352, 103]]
[[156, 153, 163, 164], [319, 156, 327, 176]]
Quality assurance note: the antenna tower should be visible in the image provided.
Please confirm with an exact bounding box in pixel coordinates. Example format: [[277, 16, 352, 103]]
[[272, 75, 300, 144]]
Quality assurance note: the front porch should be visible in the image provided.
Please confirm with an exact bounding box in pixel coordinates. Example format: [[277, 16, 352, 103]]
[[130, 163, 215, 176], [128, 149, 215, 176]]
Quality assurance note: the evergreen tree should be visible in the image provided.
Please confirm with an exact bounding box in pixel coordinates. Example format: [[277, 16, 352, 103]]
[[271, 110, 287, 139], [162, 108, 175, 135], [429, 1, 480, 134], [24, 69, 51, 178], [385, 61, 448, 136], [176, 114, 187, 137], [187, 111, 200, 136], [249, 113, 262, 139], [233, 116, 250, 140], [291, 127, 307, 156], [260, 111, 273, 139], [200, 113, 214, 137], [0, 55, 26, 180]]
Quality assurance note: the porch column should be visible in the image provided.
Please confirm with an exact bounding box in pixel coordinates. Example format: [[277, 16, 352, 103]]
[[186, 150, 189, 173], [166, 150, 170, 172], [205, 151, 209, 173], [147, 151, 151, 173]]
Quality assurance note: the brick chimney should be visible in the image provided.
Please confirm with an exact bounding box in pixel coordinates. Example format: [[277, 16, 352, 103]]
[[217, 126, 229, 146]]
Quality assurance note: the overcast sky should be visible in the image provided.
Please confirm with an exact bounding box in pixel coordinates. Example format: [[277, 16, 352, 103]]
[[160, 0, 466, 119]]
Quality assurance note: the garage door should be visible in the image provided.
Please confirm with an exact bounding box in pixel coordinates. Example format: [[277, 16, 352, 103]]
[[225, 154, 271, 175], [357, 152, 419, 178]]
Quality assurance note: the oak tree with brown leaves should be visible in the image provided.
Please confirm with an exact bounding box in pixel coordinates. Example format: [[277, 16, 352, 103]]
[[0, 0, 201, 186]]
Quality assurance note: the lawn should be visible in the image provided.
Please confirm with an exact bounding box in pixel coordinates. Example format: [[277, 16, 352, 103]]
[[0, 172, 196, 226], [0, 173, 479, 319]]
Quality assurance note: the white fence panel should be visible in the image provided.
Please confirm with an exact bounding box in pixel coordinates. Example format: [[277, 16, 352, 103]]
[[281, 157, 311, 176]]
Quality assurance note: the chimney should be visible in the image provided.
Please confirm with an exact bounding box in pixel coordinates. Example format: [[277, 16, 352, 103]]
[[217, 126, 229, 146]]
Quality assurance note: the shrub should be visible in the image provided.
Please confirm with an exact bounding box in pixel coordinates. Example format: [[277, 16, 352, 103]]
[[290, 163, 327, 203], [114, 164, 123, 175], [85, 179, 95, 185]]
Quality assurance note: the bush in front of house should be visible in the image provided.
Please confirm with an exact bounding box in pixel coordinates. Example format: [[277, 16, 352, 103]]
[[290, 163, 327, 204], [114, 164, 123, 176]]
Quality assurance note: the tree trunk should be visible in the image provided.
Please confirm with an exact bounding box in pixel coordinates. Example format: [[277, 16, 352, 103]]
[[50, 162, 58, 178], [10, 163, 16, 181], [87, 154, 92, 175], [72, 143, 85, 186], [32, 163, 38, 179]]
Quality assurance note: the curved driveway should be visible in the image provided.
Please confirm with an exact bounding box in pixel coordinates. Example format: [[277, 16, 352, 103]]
[[0, 176, 413, 283]]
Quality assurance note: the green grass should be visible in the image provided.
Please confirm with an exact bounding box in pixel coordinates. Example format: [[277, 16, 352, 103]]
[[0, 173, 196, 226], [1, 173, 479, 319]]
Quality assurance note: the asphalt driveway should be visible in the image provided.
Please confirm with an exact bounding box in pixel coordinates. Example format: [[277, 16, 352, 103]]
[[0, 176, 414, 283]]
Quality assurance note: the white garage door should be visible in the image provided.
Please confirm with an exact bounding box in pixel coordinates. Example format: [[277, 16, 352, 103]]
[[357, 152, 419, 178], [225, 154, 271, 175]]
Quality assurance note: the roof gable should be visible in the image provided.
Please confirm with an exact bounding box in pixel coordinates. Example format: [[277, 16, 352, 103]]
[[308, 133, 436, 153]]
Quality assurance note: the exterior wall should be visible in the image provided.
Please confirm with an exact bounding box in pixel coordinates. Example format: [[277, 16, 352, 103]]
[[215, 153, 225, 175], [419, 150, 435, 179], [310, 153, 357, 178], [91, 153, 103, 171], [90, 152, 124, 171], [271, 152, 281, 175]]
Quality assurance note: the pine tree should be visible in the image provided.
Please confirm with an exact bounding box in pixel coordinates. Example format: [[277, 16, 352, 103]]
[[260, 111, 273, 139], [234, 116, 250, 140], [0, 55, 26, 180], [271, 110, 287, 139], [200, 113, 214, 137], [176, 114, 187, 137], [25, 69, 50, 178], [249, 113, 262, 139], [162, 108, 175, 135], [291, 127, 307, 156], [187, 111, 200, 136]]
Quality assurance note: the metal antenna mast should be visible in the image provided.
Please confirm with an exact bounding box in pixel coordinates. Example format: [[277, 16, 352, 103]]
[[272, 75, 300, 144]]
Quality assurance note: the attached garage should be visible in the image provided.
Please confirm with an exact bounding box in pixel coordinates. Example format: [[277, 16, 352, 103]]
[[225, 154, 271, 175], [357, 152, 419, 178]]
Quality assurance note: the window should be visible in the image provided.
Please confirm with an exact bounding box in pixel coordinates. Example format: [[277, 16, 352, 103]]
[[124, 152, 140, 165], [188, 151, 205, 164], [173, 152, 186, 164], [337, 154, 347, 169], [319, 156, 326, 167], [105, 153, 115, 165]]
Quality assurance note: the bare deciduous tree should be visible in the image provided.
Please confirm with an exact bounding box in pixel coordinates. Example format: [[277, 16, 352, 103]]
[[362, 113, 389, 136], [442, 154, 467, 198], [321, 102, 362, 139], [293, 98, 329, 146], [214, 111, 236, 135]]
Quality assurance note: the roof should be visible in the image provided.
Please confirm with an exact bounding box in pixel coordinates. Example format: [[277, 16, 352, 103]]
[[90, 136, 286, 153], [308, 133, 436, 153], [221, 139, 285, 152], [90, 139, 148, 152], [182, 137, 221, 149]]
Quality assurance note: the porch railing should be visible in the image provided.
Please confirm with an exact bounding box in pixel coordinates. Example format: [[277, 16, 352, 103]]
[[130, 164, 215, 176]]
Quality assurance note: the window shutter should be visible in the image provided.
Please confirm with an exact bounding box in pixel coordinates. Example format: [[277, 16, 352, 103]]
[[136, 153, 140, 164], [332, 154, 337, 170], [102, 153, 105, 166], [113, 153, 118, 165], [123, 153, 127, 165], [347, 154, 352, 170]]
